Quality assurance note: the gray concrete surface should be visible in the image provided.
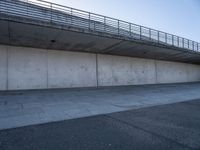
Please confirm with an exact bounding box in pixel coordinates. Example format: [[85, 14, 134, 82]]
[[8, 46, 47, 90], [0, 82, 200, 130], [0, 99, 200, 150], [98, 54, 156, 86], [1, 45, 200, 90], [0, 46, 7, 91], [48, 50, 97, 88]]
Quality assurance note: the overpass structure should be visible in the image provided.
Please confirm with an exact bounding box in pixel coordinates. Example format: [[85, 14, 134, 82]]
[[0, 0, 200, 90]]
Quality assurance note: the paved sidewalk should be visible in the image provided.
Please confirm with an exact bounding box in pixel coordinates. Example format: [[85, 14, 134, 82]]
[[0, 82, 200, 130], [0, 99, 200, 150]]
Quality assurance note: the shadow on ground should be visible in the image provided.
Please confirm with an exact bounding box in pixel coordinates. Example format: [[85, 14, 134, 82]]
[[0, 99, 200, 150]]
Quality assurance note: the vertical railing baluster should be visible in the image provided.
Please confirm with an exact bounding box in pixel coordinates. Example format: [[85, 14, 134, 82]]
[[70, 8, 73, 25], [0, 0, 1, 14], [172, 35, 174, 46], [26, 0, 28, 17], [188, 39, 189, 49], [118, 20, 120, 36], [177, 37, 179, 47], [192, 41, 194, 51], [129, 23, 131, 38], [149, 29, 151, 40], [104, 17, 106, 32], [88, 12, 90, 30], [158, 31, 160, 43], [140, 26, 142, 39], [165, 33, 167, 44], [50, 3, 52, 23]]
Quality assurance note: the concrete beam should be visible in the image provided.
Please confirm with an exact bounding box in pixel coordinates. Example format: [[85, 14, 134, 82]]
[[0, 19, 200, 64]]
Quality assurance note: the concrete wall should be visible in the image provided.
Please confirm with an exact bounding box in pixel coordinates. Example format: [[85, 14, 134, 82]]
[[156, 60, 200, 83], [0, 45, 7, 90], [48, 50, 97, 88], [0, 45, 97, 90], [97, 54, 156, 86], [97, 54, 200, 86], [0, 44, 200, 90], [8, 46, 47, 90]]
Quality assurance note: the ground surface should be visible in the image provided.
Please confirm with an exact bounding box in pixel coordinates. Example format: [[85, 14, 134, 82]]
[[0, 99, 200, 150], [1, 82, 200, 130]]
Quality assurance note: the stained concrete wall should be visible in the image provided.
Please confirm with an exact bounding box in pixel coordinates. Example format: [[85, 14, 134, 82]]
[[156, 61, 200, 83], [48, 50, 97, 88], [97, 54, 156, 86], [0, 45, 97, 90], [98, 54, 200, 86], [0, 44, 200, 90], [156, 61, 189, 84], [0, 45, 7, 90], [8, 46, 47, 90], [187, 64, 200, 82]]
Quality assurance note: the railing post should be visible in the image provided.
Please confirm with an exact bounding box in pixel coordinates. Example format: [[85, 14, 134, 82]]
[[165, 33, 167, 44], [177, 37, 179, 47], [118, 20, 120, 36], [70, 8, 73, 25], [88, 12, 91, 30], [182, 38, 184, 48], [140, 26, 142, 39], [192, 41, 194, 51], [172, 35, 174, 46], [158, 31, 160, 43], [149, 29, 151, 40], [129, 23, 132, 38], [50, 3, 52, 22], [188, 39, 189, 49], [104, 17, 106, 32], [26, 0, 28, 17]]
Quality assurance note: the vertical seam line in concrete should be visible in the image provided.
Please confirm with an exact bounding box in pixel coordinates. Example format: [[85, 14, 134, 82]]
[[155, 59, 158, 84], [96, 53, 99, 87], [6, 46, 9, 90], [8, 21, 11, 45], [47, 49, 49, 88], [186, 64, 189, 82]]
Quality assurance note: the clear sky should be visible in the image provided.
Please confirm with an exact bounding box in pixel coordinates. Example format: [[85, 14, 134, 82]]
[[45, 0, 200, 42]]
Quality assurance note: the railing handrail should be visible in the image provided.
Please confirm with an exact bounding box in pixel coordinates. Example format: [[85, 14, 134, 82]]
[[0, 0, 200, 52]]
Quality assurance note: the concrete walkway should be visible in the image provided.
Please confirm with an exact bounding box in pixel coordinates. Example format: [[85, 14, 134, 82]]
[[0, 82, 200, 130]]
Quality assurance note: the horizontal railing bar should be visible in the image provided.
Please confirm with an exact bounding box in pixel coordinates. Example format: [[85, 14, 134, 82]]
[[0, 0, 199, 52]]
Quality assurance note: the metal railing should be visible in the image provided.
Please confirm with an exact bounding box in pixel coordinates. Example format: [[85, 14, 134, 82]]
[[0, 0, 200, 52]]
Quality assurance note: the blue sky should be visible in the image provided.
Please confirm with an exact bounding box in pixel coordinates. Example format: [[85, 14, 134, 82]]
[[47, 0, 200, 42]]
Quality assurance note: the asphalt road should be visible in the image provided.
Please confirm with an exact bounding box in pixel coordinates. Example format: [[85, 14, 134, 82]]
[[0, 99, 200, 150]]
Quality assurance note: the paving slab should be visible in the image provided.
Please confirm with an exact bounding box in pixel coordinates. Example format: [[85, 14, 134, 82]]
[[0, 82, 200, 130]]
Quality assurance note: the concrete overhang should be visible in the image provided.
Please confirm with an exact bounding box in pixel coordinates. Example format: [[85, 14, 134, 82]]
[[0, 15, 200, 64]]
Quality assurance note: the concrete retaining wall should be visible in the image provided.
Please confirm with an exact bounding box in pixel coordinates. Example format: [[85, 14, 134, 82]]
[[97, 54, 156, 86], [47, 50, 97, 88], [0, 44, 200, 90], [8, 46, 47, 90], [0, 45, 7, 90]]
